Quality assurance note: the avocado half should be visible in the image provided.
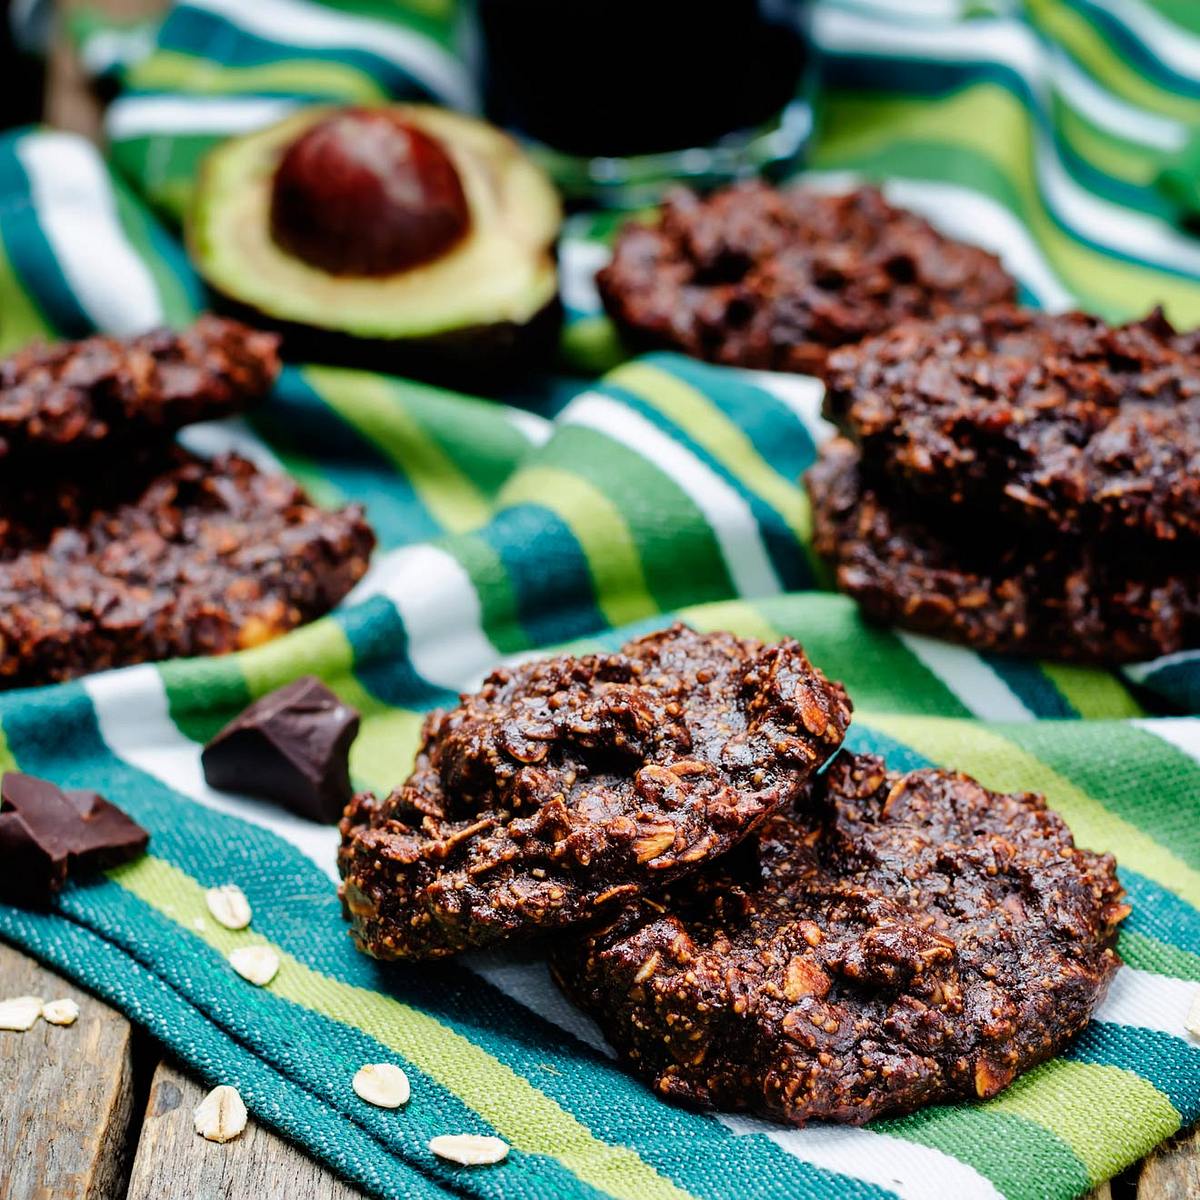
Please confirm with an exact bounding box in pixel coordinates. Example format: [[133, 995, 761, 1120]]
[[187, 105, 563, 386]]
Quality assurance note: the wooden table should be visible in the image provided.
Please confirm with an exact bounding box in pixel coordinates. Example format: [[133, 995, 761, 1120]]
[[0, 942, 364, 1199], [1, 939, 1196, 1199]]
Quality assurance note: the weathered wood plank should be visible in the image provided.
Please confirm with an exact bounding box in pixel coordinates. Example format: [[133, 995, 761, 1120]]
[[0, 940, 137, 1200], [125, 1061, 367, 1200], [1136, 1124, 1200, 1200]]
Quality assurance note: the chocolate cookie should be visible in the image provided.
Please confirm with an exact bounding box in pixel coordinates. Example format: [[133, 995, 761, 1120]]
[[552, 750, 1127, 1127], [0, 449, 373, 689], [596, 183, 1016, 375], [826, 307, 1200, 544], [339, 624, 852, 959], [806, 439, 1200, 663], [0, 316, 280, 461]]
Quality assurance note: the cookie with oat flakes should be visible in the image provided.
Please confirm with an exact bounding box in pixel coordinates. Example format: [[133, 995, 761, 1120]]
[[805, 437, 1200, 663], [338, 624, 851, 959], [552, 750, 1127, 1126], [825, 306, 1200, 546]]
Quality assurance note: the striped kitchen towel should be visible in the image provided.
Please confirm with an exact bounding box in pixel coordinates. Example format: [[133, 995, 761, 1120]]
[[0, 1, 1198, 1197]]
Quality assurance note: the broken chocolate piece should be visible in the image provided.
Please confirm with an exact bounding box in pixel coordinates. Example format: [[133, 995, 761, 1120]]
[[0, 772, 148, 907], [63, 789, 152, 873], [201, 676, 360, 823], [0, 777, 76, 904]]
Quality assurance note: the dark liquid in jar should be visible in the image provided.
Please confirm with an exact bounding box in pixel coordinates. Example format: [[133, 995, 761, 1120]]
[[477, 0, 808, 158]]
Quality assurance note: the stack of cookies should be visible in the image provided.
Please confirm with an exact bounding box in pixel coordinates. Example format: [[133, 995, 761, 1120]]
[[0, 317, 374, 688], [809, 306, 1200, 663], [599, 178, 1200, 664], [338, 624, 1128, 1127]]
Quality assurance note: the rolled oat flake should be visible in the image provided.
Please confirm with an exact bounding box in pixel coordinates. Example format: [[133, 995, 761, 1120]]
[[228, 945, 280, 987], [41, 998, 79, 1026], [0, 996, 44, 1031], [428, 1134, 509, 1166], [352, 1063, 410, 1108], [194, 1084, 248, 1143], [205, 883, 253, 930]]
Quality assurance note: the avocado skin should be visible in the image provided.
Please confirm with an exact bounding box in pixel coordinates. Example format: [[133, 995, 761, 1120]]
[[210, 289, 564, 393]]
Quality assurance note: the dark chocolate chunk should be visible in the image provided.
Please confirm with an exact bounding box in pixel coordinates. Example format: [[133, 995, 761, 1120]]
[[552, 750, 1127, 1126], [338, 624, 852, 959], [0, 772, 149, 907], [597, 182, 1016, 375], [202, 676, 360, 823], [63, 789, 152, 872]]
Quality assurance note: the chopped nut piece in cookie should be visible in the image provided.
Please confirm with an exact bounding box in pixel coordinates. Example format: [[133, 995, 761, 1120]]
[[194, 1084, 248, 1143], [0, 995, 44, 1031], [428, 1134, 509, 1166], [228, 945, 280, 987], [41, 998, 79, 1026], [352, 1063, 410, 1108], [206, 884, 253, 930]]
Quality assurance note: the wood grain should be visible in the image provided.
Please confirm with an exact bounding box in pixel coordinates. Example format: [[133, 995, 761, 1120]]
[[0, 940, 137, 1200], [1137, 1125, 1200, 1200], [124, 1061, 367, 1200]]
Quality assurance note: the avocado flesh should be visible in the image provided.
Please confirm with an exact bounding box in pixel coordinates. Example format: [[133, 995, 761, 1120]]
[[188, 106, 561, 345]]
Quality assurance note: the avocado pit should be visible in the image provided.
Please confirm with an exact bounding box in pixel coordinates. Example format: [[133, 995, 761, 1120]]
[[269, 109, 470, 277]]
